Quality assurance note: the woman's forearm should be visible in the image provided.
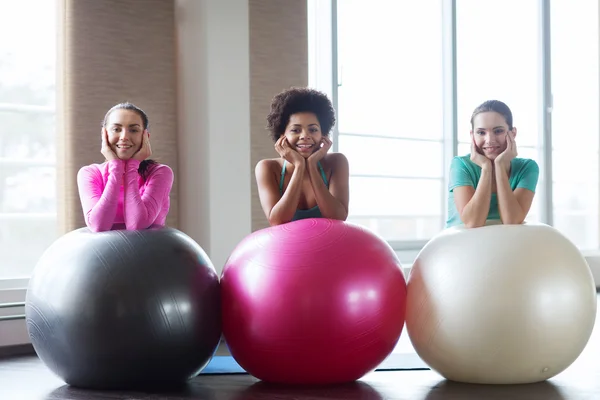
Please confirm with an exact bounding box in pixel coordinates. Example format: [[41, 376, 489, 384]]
[[268, 163, 306, 225], [307, 160, 347, 220], [495, 166, 527, 224], [77, 160, 123, 232], [460, 166, 493, 228]]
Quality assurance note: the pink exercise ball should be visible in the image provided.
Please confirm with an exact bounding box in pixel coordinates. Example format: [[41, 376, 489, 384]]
[[221, 218, 407, 384]]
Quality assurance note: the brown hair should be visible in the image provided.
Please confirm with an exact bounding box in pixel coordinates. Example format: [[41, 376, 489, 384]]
[[470, 100, 514, 130]]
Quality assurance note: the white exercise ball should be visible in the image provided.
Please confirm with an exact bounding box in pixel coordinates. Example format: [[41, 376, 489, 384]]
[[406, 222, 596, 384]]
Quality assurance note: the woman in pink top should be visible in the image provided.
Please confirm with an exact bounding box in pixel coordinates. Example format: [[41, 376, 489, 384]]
[[77, 102, 174, 232]]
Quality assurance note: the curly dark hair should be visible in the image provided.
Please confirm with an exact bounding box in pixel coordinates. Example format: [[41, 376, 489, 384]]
[[266, 87, 336, 142]]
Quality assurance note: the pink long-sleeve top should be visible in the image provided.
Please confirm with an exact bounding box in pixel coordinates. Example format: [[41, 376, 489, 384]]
[[77, 159, 174, 232]]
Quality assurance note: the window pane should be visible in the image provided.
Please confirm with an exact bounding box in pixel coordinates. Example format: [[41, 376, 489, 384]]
[[349, 177, 442, 217], [0, 217, 57, 278], [0, 164, 56, 213], [0, 111, 56, 159], [550, 0, 599, 249], [0, 3, 56, 107], [348, 216, 442, 242], [0, 0, 57, 280], [553, 181, 598, 212], [456, 0, 541, 149], [552, 150, 598, 184], [550, 0, 599, 151], [336, 0, 443, 140], [554, 212, 599, 251], [336, 0, 444, 243], [339, 135, 443, 178]]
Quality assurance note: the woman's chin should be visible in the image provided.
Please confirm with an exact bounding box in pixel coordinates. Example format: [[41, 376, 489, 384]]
[[116, 153, 133, 161], [298, 151, 314, 159]]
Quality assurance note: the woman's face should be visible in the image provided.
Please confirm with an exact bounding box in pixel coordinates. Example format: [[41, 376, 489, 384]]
[[281, 112, 324, 158], [471, 111, 515, 161], [104, 109, 144, 160]]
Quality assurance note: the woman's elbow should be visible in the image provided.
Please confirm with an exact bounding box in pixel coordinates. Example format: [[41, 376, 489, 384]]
[[342, 208, 349, 221], [266, 207, 292, 226], [461, 215, 485, 229], [322, 205, 348, 221], [335, 211, 349, 221], [503, 216, 526, 225], [87, 223, 111, 233], [268, 216, 290, 226], [85, 216, 109, 233], [464, 221, 485, 229], [126, 221, 153, 231]]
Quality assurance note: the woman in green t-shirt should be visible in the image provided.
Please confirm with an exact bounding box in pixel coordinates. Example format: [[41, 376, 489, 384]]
[[446, 100, 539, 228]]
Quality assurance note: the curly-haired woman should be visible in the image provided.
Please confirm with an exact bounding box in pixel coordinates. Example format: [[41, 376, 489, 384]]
[[255, 87, 349, 226]]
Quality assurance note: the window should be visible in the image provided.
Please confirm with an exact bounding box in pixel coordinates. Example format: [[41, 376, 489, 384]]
[[456, 0, 543, 222], [0, 2, 57, 298], [309, 0, 600, 252], [335, 0, 445, 242], [550, 0, 599, 250]]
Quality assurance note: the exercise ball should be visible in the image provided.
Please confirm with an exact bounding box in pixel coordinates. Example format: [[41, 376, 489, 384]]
[[25, 227, 221, 389], [406, 222, 597, 384], [221, 218, 407, 385]]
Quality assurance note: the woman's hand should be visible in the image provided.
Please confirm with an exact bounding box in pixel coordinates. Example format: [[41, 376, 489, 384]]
[[495, 131, 518, 171], [275, 136, 305, 168], [101, 128, 118, 161], [308, 137, 332, 165], [470, 136, 491, 170], [133, 130, 152, 161]]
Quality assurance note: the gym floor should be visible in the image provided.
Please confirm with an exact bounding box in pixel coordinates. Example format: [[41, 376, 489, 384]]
[[2, 296, 599, 400]]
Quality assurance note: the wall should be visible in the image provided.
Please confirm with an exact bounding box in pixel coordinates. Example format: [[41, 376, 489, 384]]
[[249, 0, 309, 231], [57, 0, 179, 233], [176, 0, 308, 272], [1, 0, 310, 349]]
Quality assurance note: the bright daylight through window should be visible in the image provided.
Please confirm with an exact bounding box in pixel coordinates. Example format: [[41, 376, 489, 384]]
[[309, 0, 599, 254], [0, 1, 57, 286]]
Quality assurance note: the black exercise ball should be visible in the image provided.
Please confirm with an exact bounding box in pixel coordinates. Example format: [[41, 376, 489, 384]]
[[25, 226, 221, 389]]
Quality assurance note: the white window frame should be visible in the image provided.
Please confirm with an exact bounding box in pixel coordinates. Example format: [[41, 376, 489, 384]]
[[0, 104, 57, 348], [0, 97, 57, 349], [0, 279, 28, 348], [308, 0, 594, 260]]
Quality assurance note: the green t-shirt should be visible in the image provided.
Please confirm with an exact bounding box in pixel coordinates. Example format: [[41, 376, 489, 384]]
[[446, 155, 540, 228]]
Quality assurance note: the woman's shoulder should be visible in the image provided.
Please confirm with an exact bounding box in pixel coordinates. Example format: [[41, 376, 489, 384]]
[[513, 157, 538, 165], [146, 160, 172, 171], [512, 157, 538, 166], [255, 158, 284, 173], [450, 154, 475, 170], [512, 157, 539, 173], [323, 152, 349, 169], [77, 161, 108, 177], [145, 161, 174, 178], [76, 162, 113, 188], [453, 154, 471, 163]]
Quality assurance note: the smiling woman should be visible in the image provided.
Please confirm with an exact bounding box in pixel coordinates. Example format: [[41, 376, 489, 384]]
[[447, 100, 540, 228], [255, 87, 350, 226], [76, 102, 174, 232]]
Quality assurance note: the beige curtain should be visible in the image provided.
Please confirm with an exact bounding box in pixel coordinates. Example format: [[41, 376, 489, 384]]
[[56, 0, 179, 234], [249, 0, 309, 232]]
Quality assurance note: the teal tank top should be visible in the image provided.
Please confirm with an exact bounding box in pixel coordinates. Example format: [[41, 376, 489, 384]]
[[279, 160, 329, 221]]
